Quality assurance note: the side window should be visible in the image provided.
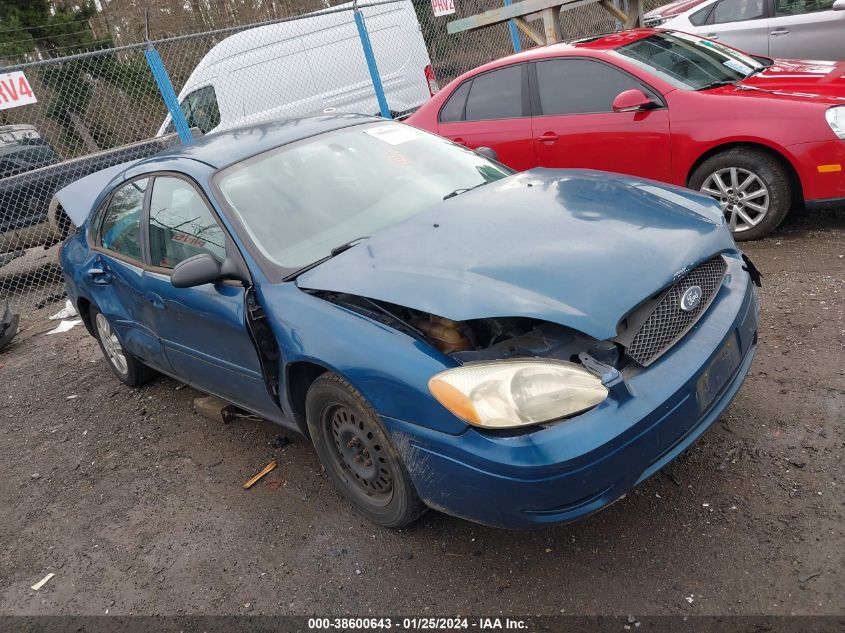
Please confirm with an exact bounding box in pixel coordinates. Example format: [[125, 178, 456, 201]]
[[713, 0, 764, 23], [775, 0, 834, 15], [99, 178, 148, 261], [464, 65, 524, 121], [148, 177, 226, 269], [179, 86, 220, 134], [535, 59, 657, 116], [689, 5, 712, 24], [439, 80, 472, 123]]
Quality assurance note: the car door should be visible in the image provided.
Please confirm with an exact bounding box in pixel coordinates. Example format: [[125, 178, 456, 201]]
[[436, 63, 536, 171], [88, 177, 170, 372], [529, 58, 672, 183], [141, 174, 281, 419], [767, 0, 845, 60], [696, 0, 770, 55]]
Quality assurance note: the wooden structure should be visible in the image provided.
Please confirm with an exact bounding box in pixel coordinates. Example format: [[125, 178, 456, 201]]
[[447, 0, 644, 46]]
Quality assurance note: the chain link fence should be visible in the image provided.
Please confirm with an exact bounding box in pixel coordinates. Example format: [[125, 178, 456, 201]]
[[0, 0, 664, 331]]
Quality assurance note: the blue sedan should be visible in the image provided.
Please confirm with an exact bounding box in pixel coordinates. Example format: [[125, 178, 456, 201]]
[[58, 115, 759, 529]]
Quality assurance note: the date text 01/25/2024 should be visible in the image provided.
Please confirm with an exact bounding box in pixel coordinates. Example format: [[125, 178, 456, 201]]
[[307, 617, 529, 630]]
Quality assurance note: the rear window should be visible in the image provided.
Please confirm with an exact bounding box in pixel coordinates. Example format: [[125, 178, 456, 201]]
[[689, 5, 712, 24], [439, 81, 472, 123], [464, 65, 524, 121], [712, 0, 764, 23]]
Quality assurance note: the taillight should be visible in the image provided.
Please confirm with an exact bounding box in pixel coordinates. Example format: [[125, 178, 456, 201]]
[[424, 64, 439, 97]]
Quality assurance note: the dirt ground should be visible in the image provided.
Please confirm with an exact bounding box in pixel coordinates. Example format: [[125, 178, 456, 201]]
[[0, 208, 842, 617]]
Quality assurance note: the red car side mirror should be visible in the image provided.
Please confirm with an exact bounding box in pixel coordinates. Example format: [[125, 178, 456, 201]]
[[612, 89, 658, 113]]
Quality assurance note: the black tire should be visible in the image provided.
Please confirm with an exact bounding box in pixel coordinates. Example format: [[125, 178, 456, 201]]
[[90, 305, 157, 387], [688, 147, 793, 241], [306, 373, 427, 528]]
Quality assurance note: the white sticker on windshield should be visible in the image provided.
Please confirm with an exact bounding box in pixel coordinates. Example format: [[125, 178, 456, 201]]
[[723, 59, 753, 75], [363, 124, 424, 145]]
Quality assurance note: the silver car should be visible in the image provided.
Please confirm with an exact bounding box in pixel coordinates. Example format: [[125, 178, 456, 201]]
[[661, 0, 845, 60]]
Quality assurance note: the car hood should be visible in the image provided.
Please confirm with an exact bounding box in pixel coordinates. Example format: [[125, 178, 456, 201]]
[[732, 59, 845, 103], [296, 170, 736, 341]]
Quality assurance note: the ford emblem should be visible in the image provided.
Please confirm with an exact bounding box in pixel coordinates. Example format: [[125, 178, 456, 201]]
[[680, 285, 703, 312]]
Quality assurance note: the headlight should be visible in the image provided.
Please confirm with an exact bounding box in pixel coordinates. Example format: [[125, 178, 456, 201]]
[[428, 360, 608, 429], [826, 106, 845, 139]]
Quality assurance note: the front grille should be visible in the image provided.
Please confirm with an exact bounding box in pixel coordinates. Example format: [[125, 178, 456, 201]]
[[627, 256, 727, 366]]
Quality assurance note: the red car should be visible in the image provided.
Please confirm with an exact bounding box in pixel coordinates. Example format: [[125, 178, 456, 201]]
[[406, 29, 845, 240]]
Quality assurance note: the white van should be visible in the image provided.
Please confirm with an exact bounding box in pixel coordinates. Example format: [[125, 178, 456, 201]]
[[157, 0, 438, 136]]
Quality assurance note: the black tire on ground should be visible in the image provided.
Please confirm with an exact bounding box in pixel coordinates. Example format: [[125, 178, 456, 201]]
[[89, 305, 157, 387], [688, 147, 793, 241], [306, 372, 427, 528]]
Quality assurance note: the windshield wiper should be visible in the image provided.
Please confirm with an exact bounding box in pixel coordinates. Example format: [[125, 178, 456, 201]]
[[696, 79, 738, 91], [443, 181, 489, 200], [284, 236, 370, 282], [330, 236, 369, 257]]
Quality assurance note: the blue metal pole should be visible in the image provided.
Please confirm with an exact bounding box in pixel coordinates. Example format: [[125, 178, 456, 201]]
[[503, 0, 522, 53], [353, 4, 391, 119], [144, 44, 192, 143]]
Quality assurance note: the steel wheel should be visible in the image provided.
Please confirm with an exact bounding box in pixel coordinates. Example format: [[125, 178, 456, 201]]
[[700, 167, 770, 234], [324, 403, 393, 506], [95, 312, 128, 375]]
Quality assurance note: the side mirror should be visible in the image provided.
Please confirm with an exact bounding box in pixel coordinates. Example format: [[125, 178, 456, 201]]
[[171, 253, 222, 288], [612, 89, 659, 113], [834, 0, 845, 10], [475, 146, 498, 161]]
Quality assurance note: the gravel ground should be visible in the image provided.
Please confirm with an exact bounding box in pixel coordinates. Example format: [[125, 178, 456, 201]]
[[0, 209, 842, 617]]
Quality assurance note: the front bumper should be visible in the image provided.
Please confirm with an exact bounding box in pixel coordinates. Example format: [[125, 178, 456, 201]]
[[382, 253, 759, 529], [787, 139, 845, 203]]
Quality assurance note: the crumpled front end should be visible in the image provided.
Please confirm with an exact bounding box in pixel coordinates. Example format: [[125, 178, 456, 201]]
[[380, 253, 759, 529]]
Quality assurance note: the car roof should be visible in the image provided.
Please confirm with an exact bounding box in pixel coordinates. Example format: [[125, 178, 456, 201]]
[[461, 28, 658, 73], [138, 113, 378, 170]]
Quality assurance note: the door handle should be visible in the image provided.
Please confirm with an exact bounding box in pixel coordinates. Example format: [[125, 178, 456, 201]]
[[452, 137, 467, 145], [770, 28, 790, 35], [87, 267, 112, 285], [536, 132, 559, 143], [704, 33, 720, 39], [144, 292, 165, 309]]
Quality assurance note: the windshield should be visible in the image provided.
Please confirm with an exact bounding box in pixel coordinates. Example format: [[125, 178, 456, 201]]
[[612, 31, 765, 90], [215, 122, 511, 272]]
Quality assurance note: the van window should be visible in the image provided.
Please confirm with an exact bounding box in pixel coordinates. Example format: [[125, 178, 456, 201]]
[[184, 86, 220, 133], [168, 86, 220, 134], [464, 65, 524, 121]]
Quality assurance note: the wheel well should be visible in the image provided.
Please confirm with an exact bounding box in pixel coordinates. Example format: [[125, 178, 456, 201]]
[[687, 142, 804, 205], [286, 360, 329, 424], [76, 297, 95, 336]]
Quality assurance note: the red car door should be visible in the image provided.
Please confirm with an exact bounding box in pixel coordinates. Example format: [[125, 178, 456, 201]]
[[437, 63, 536, 172], [529, 58, 672, 182]]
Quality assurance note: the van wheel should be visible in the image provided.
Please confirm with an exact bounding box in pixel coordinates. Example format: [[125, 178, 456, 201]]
[[306, 373, 427, 528], [91, 306, 156, 387], [689, 148, 792, 241]]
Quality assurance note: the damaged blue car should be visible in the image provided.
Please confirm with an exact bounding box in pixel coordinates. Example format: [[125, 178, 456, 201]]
[[58, 115, 759, 529]]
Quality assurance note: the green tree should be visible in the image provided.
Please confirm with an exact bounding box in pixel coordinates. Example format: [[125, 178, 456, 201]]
[[0, 0, 102, 61]]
